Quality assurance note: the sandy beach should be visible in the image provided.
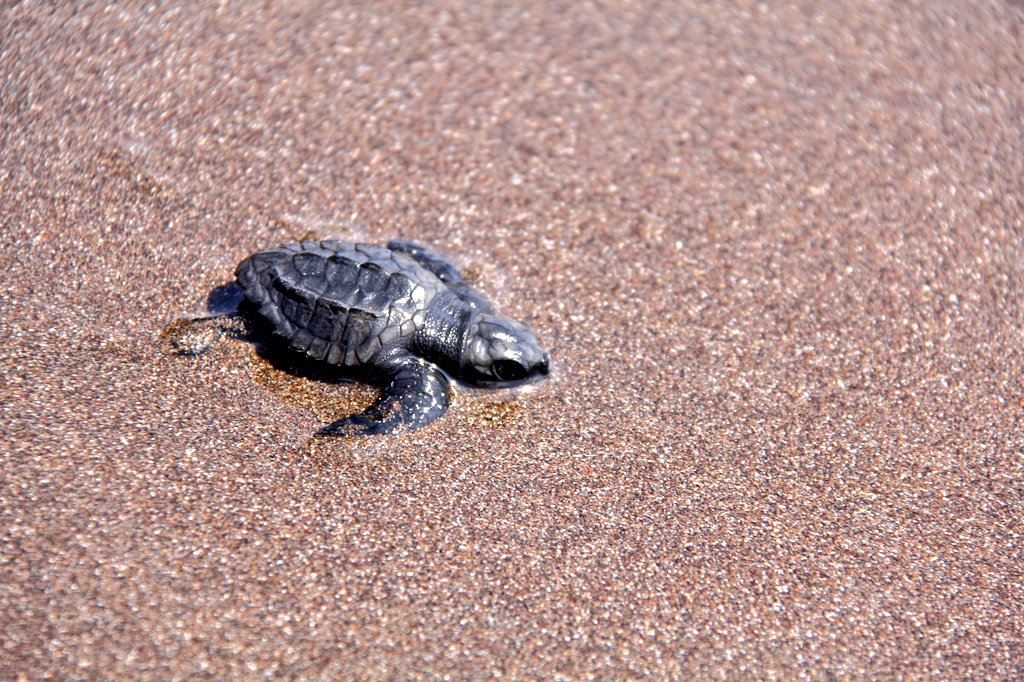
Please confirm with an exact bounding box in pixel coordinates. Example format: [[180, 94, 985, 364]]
[[2, 1, 1023, 677]]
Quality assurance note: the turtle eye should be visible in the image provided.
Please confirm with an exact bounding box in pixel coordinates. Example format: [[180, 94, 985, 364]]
[[492, 359, 527, 382]]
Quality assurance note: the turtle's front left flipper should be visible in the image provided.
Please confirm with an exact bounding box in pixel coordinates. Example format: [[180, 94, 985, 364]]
[[387, 238, 494, 314], [317, 356, 451, 436]]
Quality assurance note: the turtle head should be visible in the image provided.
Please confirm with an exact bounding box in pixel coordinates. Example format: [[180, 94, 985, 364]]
[[460, 314, 550, 387]]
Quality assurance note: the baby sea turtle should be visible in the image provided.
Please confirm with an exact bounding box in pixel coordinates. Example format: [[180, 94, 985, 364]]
[[232, 239, 550, 435]]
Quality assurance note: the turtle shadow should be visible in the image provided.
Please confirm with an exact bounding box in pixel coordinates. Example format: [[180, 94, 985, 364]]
[[250, 336, 363, 387], [206, 281, 246, 315]]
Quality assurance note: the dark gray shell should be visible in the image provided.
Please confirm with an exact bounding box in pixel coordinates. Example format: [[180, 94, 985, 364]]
[[235, 241, 442, 366]]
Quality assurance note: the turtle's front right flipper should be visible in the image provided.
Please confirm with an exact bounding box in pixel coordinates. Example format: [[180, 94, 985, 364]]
[[317, 356, 451, 436]]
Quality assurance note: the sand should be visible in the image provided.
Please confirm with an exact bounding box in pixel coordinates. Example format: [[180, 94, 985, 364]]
[[2, 1, 1023, 678]]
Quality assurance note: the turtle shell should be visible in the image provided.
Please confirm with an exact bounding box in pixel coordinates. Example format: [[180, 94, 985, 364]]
[[235, 241, 441, 366]]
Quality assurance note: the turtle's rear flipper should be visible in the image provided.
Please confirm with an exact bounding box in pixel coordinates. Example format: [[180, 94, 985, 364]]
[[162, 313, 251, 356], [317, 357, 451, 436]]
